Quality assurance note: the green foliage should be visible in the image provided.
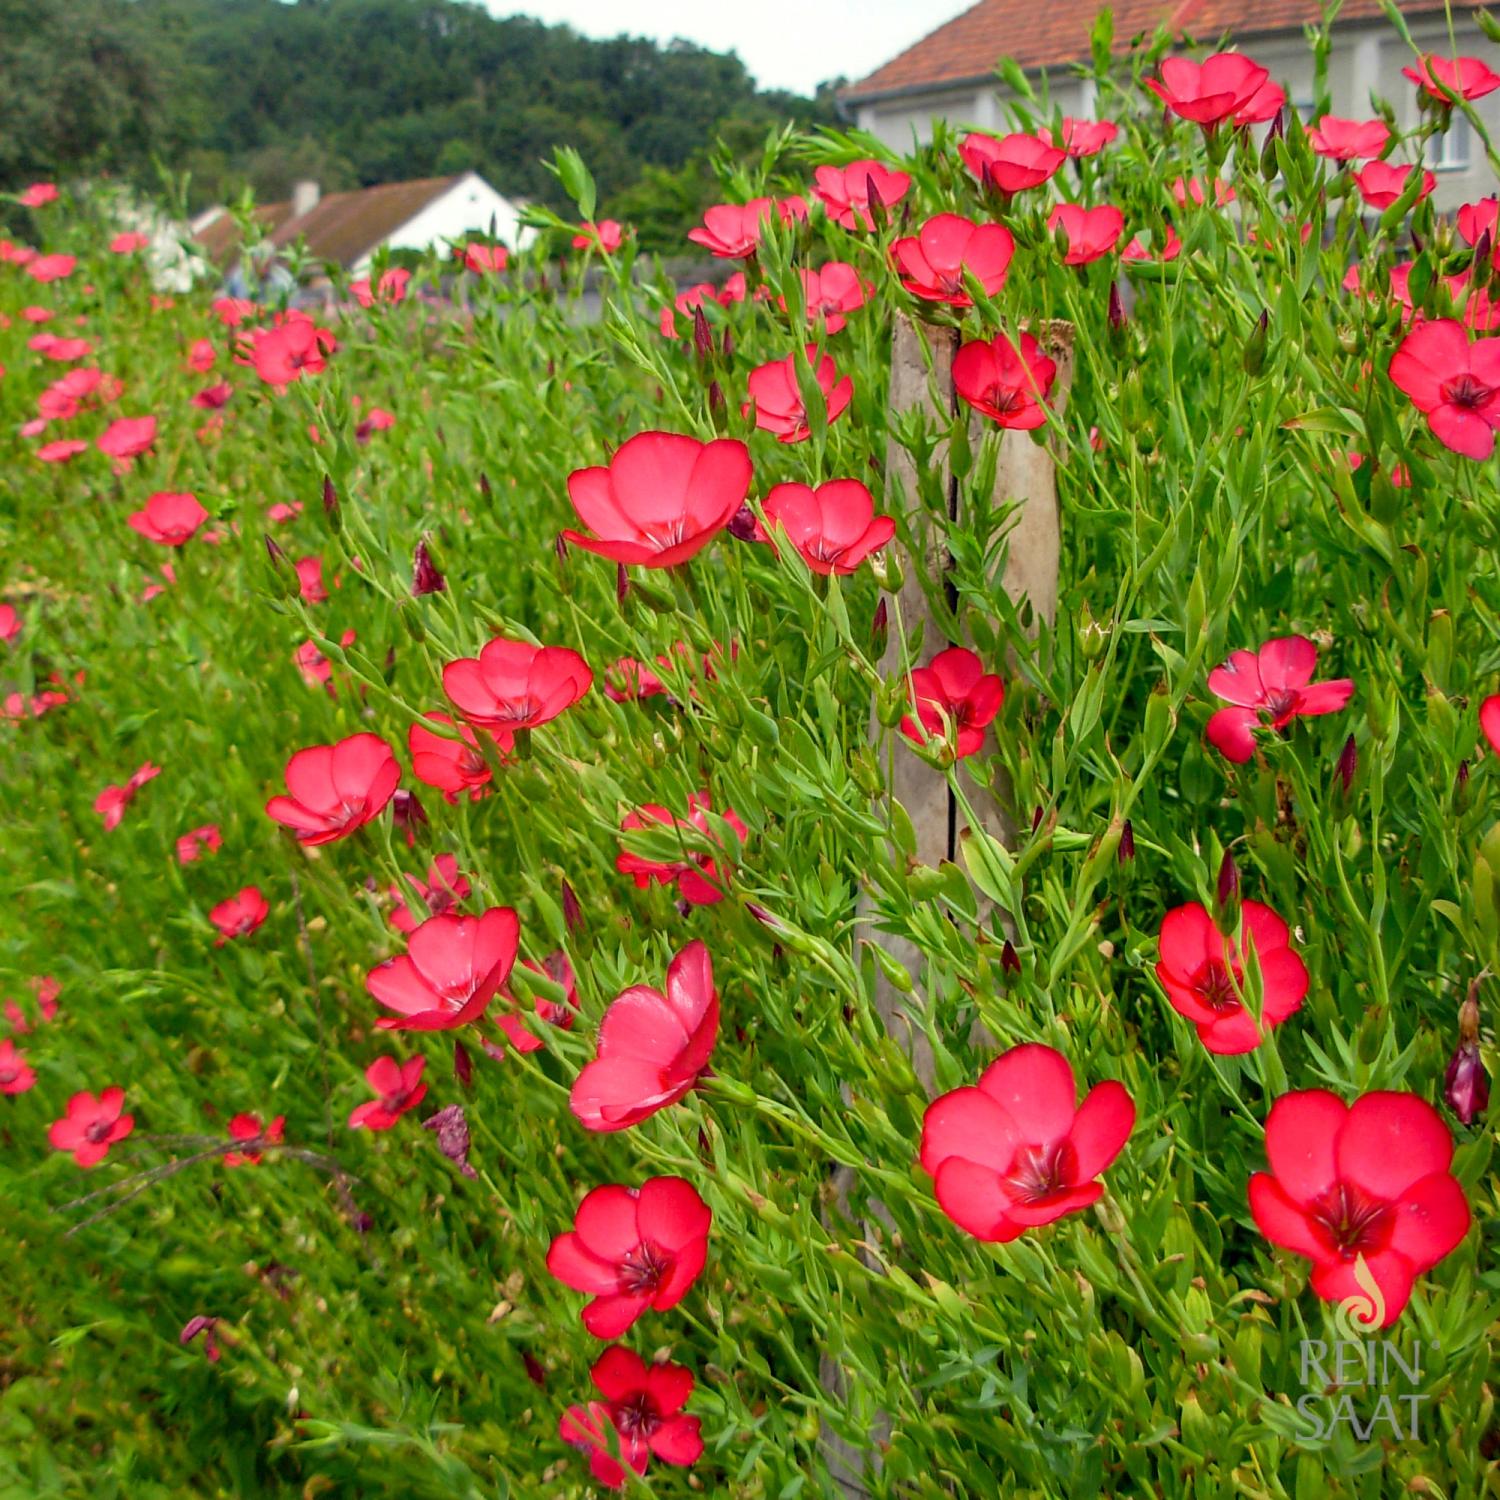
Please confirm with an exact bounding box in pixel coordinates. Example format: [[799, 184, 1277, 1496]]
[[0, 0, 836, 226], [1, 17, 1499, 1499]]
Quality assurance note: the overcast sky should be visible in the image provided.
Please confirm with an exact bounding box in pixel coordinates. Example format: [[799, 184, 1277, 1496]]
[[489, 1, 976, 95]]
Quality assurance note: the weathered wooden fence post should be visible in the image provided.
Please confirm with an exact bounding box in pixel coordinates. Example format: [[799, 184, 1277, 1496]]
[[820, 314, 1074, 1496]]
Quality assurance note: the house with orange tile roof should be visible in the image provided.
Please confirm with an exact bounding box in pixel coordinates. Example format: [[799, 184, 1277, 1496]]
[[193, 170, 532, 278], [843, 1, 1500, 209]]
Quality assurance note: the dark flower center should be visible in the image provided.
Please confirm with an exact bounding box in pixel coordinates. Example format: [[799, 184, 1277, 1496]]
[[460, 747, 488, 776], [983, 383, 1026, 416], [0, 1064, 17, 1085], [1004, 1140, 1076, 1203], [1262, 688, 1299, 722], [1309, 1181, 1394, 1259], [1442, 373, 1493, 409], [1200, 959, 1243, 1013], [489, 697, 538, 724], [85, 1118, 113, 1144], [383, 1087, 413, 1113], [618, 1241, 672, 1296], [612, 1393, 661, 1439]]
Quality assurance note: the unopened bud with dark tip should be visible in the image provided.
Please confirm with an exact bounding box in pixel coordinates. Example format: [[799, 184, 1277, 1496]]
[[1476, 229, 1492, 276], [264, 534, 288, 568], [1216, 848, 1241, 932], [872, 596, 889, 655], [692, 305, 713, 361], [1031, 806, 1044, 834], [322, 474, 339, 527], [453, 1038, 473, 1089], [616, 562, 629, 605], [1456, 757, 1473, 814], [1108, 280, 1127, 334], [391, 789, 427, 841], [720, 326, 734, 362], [1330, 734, 1356, 796], [708, 379, 725, 414], [726, 503, 757, 541], [562, 878, 582, 933], [865, 171, 887, 232], [412, 536, 446, 596], [522, 1351, 547, 1387], [1118, 819, 1135, 863], [1001, 939, 1021, 975], [554, 532, 568, 565], [478, 471, 492, 502]]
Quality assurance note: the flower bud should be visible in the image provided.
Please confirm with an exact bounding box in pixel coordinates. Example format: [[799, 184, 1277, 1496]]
[[871, 596, 889, 657], [1336, 734, 1358, 794], [562, 877, 583, 933], [1444, 1025, 1488, 1126], [868, 547, 904, 593], [692, 304, 713, 361], [725, 503, 757, 541], [391, 789, 427, 844], [453, 1038, 473, 1089], [1215, 848, 1241, 933], [412, 536, 446, 596], [478, 471, 493, 502], [1107, 280, 1127, 335], [615, 562, 629, 605], [1001, 939, 1022, 975], [1118, 819, 1135, 864], [322, 474, 340, 532]]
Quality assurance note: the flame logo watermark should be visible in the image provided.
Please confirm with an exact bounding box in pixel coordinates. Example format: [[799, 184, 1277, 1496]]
[[1331, 1253, 1387, 1341]]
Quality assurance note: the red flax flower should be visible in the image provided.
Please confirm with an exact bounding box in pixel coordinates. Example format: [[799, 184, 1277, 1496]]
[[1353, 160, 1435, 211], [547, 1176, 712, 1337], [1047, 204, 1125, 265], [812, 159, 912, 230], [459, 241, 508, 273], [743, 346, 853, 442], [1155, 901, 1308, 1053], [893, 214, 1015, 306], [366, 907, 519, 1031], [1480, 693, 1500, 755], [210, 887, 269, 945], [953, 331, 1057, 430], [111, 232, 149, 254], [176, 824, 222, 864], [26, 253, 76, 283], [128, 491, 209, 546], [95, 761, 161, 831], [564, 431, 752, 566], [1306, 116, 1391, 161], [20, 183, 58, 208], [96, 415, 157, 460], [1145, 53, 1270, 127], [248, 317, 332, 387], [789, 263, 870, 334], [1403, 53, 1500, 102], [49, 1088, 135, 1167], [573, 220, 624, 252], [617, 793, 748, 906], [350, 268, 410, 308], [1045, 118, 1119, 157], [1248, 1090, 1471, 1325], [408, 712, 503, 799], [1388, 318, 1500, 460], [0, 604, 19, 644], [960, 132, 1065, 195], [560, 1348, 703, 1488], [570, 941, 718, 1132], [443, 638, 593, 729], [1235, 78, 1286, 125], [1205, 636, 1354, 763], [224, 1112, 285, 1166], [0, 1040, 36, 1095], [494, 950, 581, 1053], [901, 647, 1003, 759], [687, 197, 805, 259], [349, 1055, 428, 1129], [920, 1043, 1134, 1241], [265, 732, 400, 844], [390, 853, 471, 933], [754, 479, 894, 575]]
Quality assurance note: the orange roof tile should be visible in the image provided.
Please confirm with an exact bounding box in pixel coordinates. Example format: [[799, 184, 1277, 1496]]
[[192, 175, 466, 270], [845, 0, 1465, 102]]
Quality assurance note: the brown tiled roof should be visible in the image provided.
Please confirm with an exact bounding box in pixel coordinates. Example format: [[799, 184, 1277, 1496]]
[[844, 0, 1464, 101], [193, 202, 295, 266], [192, 175, 465, 270], [266, 175, 464, 267]]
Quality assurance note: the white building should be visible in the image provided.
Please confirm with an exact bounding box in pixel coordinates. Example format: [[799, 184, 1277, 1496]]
[[843, 0, 1500, 212], [193, 170, 533, 276]]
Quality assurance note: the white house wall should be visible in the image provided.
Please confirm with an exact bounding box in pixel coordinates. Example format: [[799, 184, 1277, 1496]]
[[853, 20, 1500, 212], [352, 172, 537, 275]]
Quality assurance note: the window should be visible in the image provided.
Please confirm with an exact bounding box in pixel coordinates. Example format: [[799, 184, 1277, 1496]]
[[1427, 113, 1471, 171]]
